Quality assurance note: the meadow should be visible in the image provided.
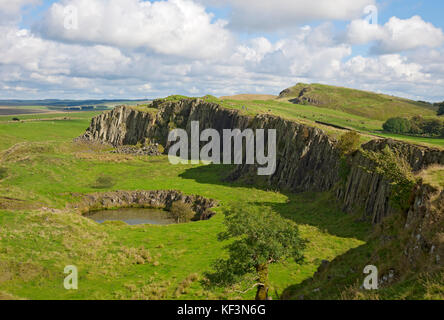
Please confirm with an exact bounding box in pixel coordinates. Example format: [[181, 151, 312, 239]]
[[1, 91, 442, 300], [0, 111, 371, 300]]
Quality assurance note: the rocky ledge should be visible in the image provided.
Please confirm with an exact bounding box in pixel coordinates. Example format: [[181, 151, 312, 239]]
[[79, 99, 444, 225], [71, 190, 219, 220]]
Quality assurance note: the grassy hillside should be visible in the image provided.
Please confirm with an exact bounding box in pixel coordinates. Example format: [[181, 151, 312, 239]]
[[200, 94, 444, 148], [278, 83, 438, 121], [220, 94, 277, 101], [0, 113, 369, 300], [0, 102, 442, 300]]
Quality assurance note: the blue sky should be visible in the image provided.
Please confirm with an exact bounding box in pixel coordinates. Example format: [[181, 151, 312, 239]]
[[1, 0, 444, 101]]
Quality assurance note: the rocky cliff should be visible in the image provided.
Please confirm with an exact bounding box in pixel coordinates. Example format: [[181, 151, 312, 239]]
[[82, 99, 340, 193], [80, 98, 444, 224], [73, 190, 218, 220]]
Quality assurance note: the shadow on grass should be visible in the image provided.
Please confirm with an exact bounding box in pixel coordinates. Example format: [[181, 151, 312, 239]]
[[281, 242, 375, 300], [180, 164, 375, 299], [180, 164, 371, 241]]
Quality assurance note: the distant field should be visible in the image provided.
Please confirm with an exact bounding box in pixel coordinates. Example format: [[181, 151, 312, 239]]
[[220, 94, 277, 101], [0, 106, 51, 116]]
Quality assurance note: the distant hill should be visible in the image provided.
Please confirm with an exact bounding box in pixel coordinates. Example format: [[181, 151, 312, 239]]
[[0, 99, 151, 108], [220, 94, 277, 101], [278, 83, 438, 121]]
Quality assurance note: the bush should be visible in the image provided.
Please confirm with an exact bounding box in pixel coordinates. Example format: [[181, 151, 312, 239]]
[[337, 131, 361, 156], [91, 174, 115, 189], [0, 167, 7, 180], [383, 117, 411, 134], [362, 147, 416, 210], [169, 201, 195, 223], [383, 116, 444, 137], [436, 103, 444, 116], [12, 117, 20, 121]]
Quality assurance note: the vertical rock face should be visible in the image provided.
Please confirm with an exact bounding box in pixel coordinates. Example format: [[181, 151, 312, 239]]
[[82, 106, 155, 146], [336, 151, 395, 224], [362, 139, 444, 172], [80, 98, 443, 224], [404, 184, 443, 269], [81, 99, 341, 193]]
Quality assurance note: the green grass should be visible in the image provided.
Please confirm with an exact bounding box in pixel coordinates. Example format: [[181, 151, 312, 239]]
[[0, 99, 441, 300], [0, 113, 370, 300], [279, 83, 438, 121], [418, 166, 444, 189], [208, 96, 444, 148]]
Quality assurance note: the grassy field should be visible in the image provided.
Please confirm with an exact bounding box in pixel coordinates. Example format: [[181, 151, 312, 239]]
[[205, 96, 444, 148], [0, 91, 442, 300], [278, 83, 438, 120], [0, 110, 373, 300]]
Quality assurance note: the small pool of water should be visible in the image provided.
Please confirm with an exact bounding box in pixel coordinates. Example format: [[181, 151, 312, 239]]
[[86, 208, 176, 225]]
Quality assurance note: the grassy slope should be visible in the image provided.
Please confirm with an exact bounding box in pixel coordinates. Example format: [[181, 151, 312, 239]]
[[200, 95, 444, 148], [0, 114, 369, 300], [278, 83, 438, 121]]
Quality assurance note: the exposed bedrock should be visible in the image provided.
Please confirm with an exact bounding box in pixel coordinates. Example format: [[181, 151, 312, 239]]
[[82, 99, 341, 193], [80, 99, 444, 224], [72, 190, 218, 220]]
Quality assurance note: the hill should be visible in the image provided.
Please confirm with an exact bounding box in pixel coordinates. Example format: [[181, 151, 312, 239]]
[[220, 94, 276, 101], [278, 83, 438, 121]]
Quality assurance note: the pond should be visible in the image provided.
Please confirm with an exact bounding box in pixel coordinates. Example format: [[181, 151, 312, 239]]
[[86, 207, 176, 225]]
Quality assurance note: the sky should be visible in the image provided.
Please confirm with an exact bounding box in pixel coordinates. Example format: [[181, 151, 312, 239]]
[[1, 0, 444, 101]]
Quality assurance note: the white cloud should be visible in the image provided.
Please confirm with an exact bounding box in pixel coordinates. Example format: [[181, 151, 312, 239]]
[[201, 0, 374, 31], [1, 1, 444, 102], [0, 0, 40, 24], [36, 0, 233, 59], [347, 15, 444, 53]]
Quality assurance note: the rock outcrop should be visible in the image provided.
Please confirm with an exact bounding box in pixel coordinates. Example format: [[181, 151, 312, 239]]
[[404, 184, 444, 269], [72, 190, 218, 220], [80, 98, 444, 224], [362, 139, 444, 172], [81, 99, 341, 193]]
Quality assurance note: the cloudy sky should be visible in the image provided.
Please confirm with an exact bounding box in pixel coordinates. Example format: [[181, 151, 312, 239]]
[[1, 0, 444, 101]]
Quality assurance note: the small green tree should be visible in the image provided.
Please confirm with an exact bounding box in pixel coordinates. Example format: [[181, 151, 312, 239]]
[[169, 201, 195, 223], [207, 205, 306, 300], [337, 131, 361, 156], [383, 117, 411, 134], [437, 103, 444, 116]]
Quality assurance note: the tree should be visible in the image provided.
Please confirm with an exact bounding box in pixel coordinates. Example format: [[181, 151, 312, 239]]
[[337, 131, 361, 156], [169, 201, 195, 223], [436, 103, 444, 116], [422, 118, 443, 136], [382, 117, 411, 134], [206, 205, 306, 300]]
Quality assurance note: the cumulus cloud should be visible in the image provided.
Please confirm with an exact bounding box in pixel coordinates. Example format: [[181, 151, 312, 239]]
[[35, 0, 233, 59], [200, 0, 375, 31], [347, 15, 444, 53], [0, 0, 40, 24], [1, 0, 444, 102]]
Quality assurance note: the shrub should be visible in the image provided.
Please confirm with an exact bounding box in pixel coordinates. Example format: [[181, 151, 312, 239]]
[[383, 117, 411, 134], [362, 147, 416, 210], [437, 103, 444, 116], [337, 131, 361, 156], [91, 174, 115, 189], [12, 117, 20, 121], [383, 116, 444, 137], [157, 144, 165, 154], [0, 167, 7, 180], [169, 201, 195, 223]]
